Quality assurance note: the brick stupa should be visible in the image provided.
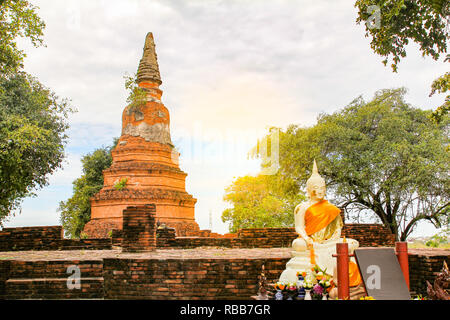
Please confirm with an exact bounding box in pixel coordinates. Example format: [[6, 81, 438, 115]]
[[83, 33, 199, 238]]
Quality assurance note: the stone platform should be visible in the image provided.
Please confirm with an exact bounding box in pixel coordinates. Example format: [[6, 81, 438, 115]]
[[0, 247, 448, 299], [0, 248, 291, 300]]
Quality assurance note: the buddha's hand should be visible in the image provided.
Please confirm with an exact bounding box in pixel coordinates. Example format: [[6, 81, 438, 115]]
[[305, 237, 314, 247]]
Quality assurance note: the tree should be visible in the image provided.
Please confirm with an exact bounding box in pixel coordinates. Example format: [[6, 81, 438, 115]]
[[222, 174, 305, 233], [58, 141, 116, 238], [0, 1, 73, 223], [355, 0, 448, 72], [429, 69, 450, 123], [355, 0, 449, 121], [0, 0, 45, 75], [257, 88, 449, 241]]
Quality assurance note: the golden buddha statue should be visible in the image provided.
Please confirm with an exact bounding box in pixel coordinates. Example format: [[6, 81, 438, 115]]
[[279, 160, 361, 288]]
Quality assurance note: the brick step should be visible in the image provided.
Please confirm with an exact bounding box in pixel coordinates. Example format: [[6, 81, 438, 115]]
[[8, 260, 103, 279], [5, 277, 104, 300]]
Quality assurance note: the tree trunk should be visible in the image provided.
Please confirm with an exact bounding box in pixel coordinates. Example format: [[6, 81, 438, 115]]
[[374, 208, 399, 241]]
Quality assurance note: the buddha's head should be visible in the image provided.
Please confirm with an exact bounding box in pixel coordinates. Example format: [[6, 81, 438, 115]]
[[306, 160, 326, 201]]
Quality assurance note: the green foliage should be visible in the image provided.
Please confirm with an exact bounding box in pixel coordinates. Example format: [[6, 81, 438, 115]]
[[429, 70, 450, 124], [222, 174, 305, 233], [124, 73, 147, 107], [114, 178, 128, 190], [58, 141, 116, 238], [0, 0, 45, 75], [0, 72, 72, 223], [354, 0, 448, 72], [0, 0, 73, 223], [355, 1, 449, 122], [425, 237, 441, 247], [426, 228, 449, 247], [256, 88, 449, 241]]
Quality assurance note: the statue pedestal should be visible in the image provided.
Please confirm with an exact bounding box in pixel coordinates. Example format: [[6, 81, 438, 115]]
[[279, 238, 359, 283], [279, 254, 311, 283]]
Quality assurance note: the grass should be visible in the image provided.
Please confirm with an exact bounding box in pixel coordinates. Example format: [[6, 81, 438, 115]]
[[408, 241, 450, 249]]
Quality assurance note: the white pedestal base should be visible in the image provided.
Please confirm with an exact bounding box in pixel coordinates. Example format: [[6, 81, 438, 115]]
[[279, 237, 359, 283]]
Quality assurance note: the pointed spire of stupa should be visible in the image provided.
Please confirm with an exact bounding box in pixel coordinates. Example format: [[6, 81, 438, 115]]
[[137, 32, 162, 85]]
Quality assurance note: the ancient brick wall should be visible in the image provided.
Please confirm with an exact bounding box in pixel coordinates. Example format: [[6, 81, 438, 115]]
[[156, 227, 296, 249], [0, 223, 394, 252], [156, 224, 394, 249], [0, 226, 63, 251], [0, 260, 10, 299], [0, 251, 448, 299], [0, 226, 112, 251], [103, 258, 288, 300], [58, 238, 112, 250], [236, 228, 297, 248], [122, 205, 156, 252], [2, 260, 104, 299], [111, 229, 123, 246], [83, 219, 121, 239], [342, 224, 396, 247], [408, 253, 450, 296], [0, 256, 288, 300]]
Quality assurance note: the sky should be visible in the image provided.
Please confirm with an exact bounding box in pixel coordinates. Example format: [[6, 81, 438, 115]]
[[3, 0, 447, 238]]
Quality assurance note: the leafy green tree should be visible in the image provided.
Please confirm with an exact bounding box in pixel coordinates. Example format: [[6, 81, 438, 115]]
[[222, 174, 305, 233], [0, 1, 73, 223], [355, 0, 448, 72], [425, 225, 449, 247], [257, 88, 449, 241], [0, 0, 45, 75], [58, 141, 116, 238], [429, 70, 449, 123], [355, 0, 449, 121]]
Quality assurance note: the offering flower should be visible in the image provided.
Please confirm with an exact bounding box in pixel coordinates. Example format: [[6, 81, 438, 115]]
[[303, 280, 314, 290], [296, 271, 307, 278], [287, 283, 297, 292], [313, 284, 324, 295], [360, 296, 375, 300], [275, 282, 286, 291]]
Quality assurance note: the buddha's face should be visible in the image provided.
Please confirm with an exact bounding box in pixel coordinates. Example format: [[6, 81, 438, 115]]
[[308, 183, 326, 201]]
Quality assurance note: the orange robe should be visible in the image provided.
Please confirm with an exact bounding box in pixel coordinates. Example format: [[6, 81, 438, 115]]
[[349, 261, 362, 287], [304, 200, 362, 287], [304, 200, 341, 236]]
